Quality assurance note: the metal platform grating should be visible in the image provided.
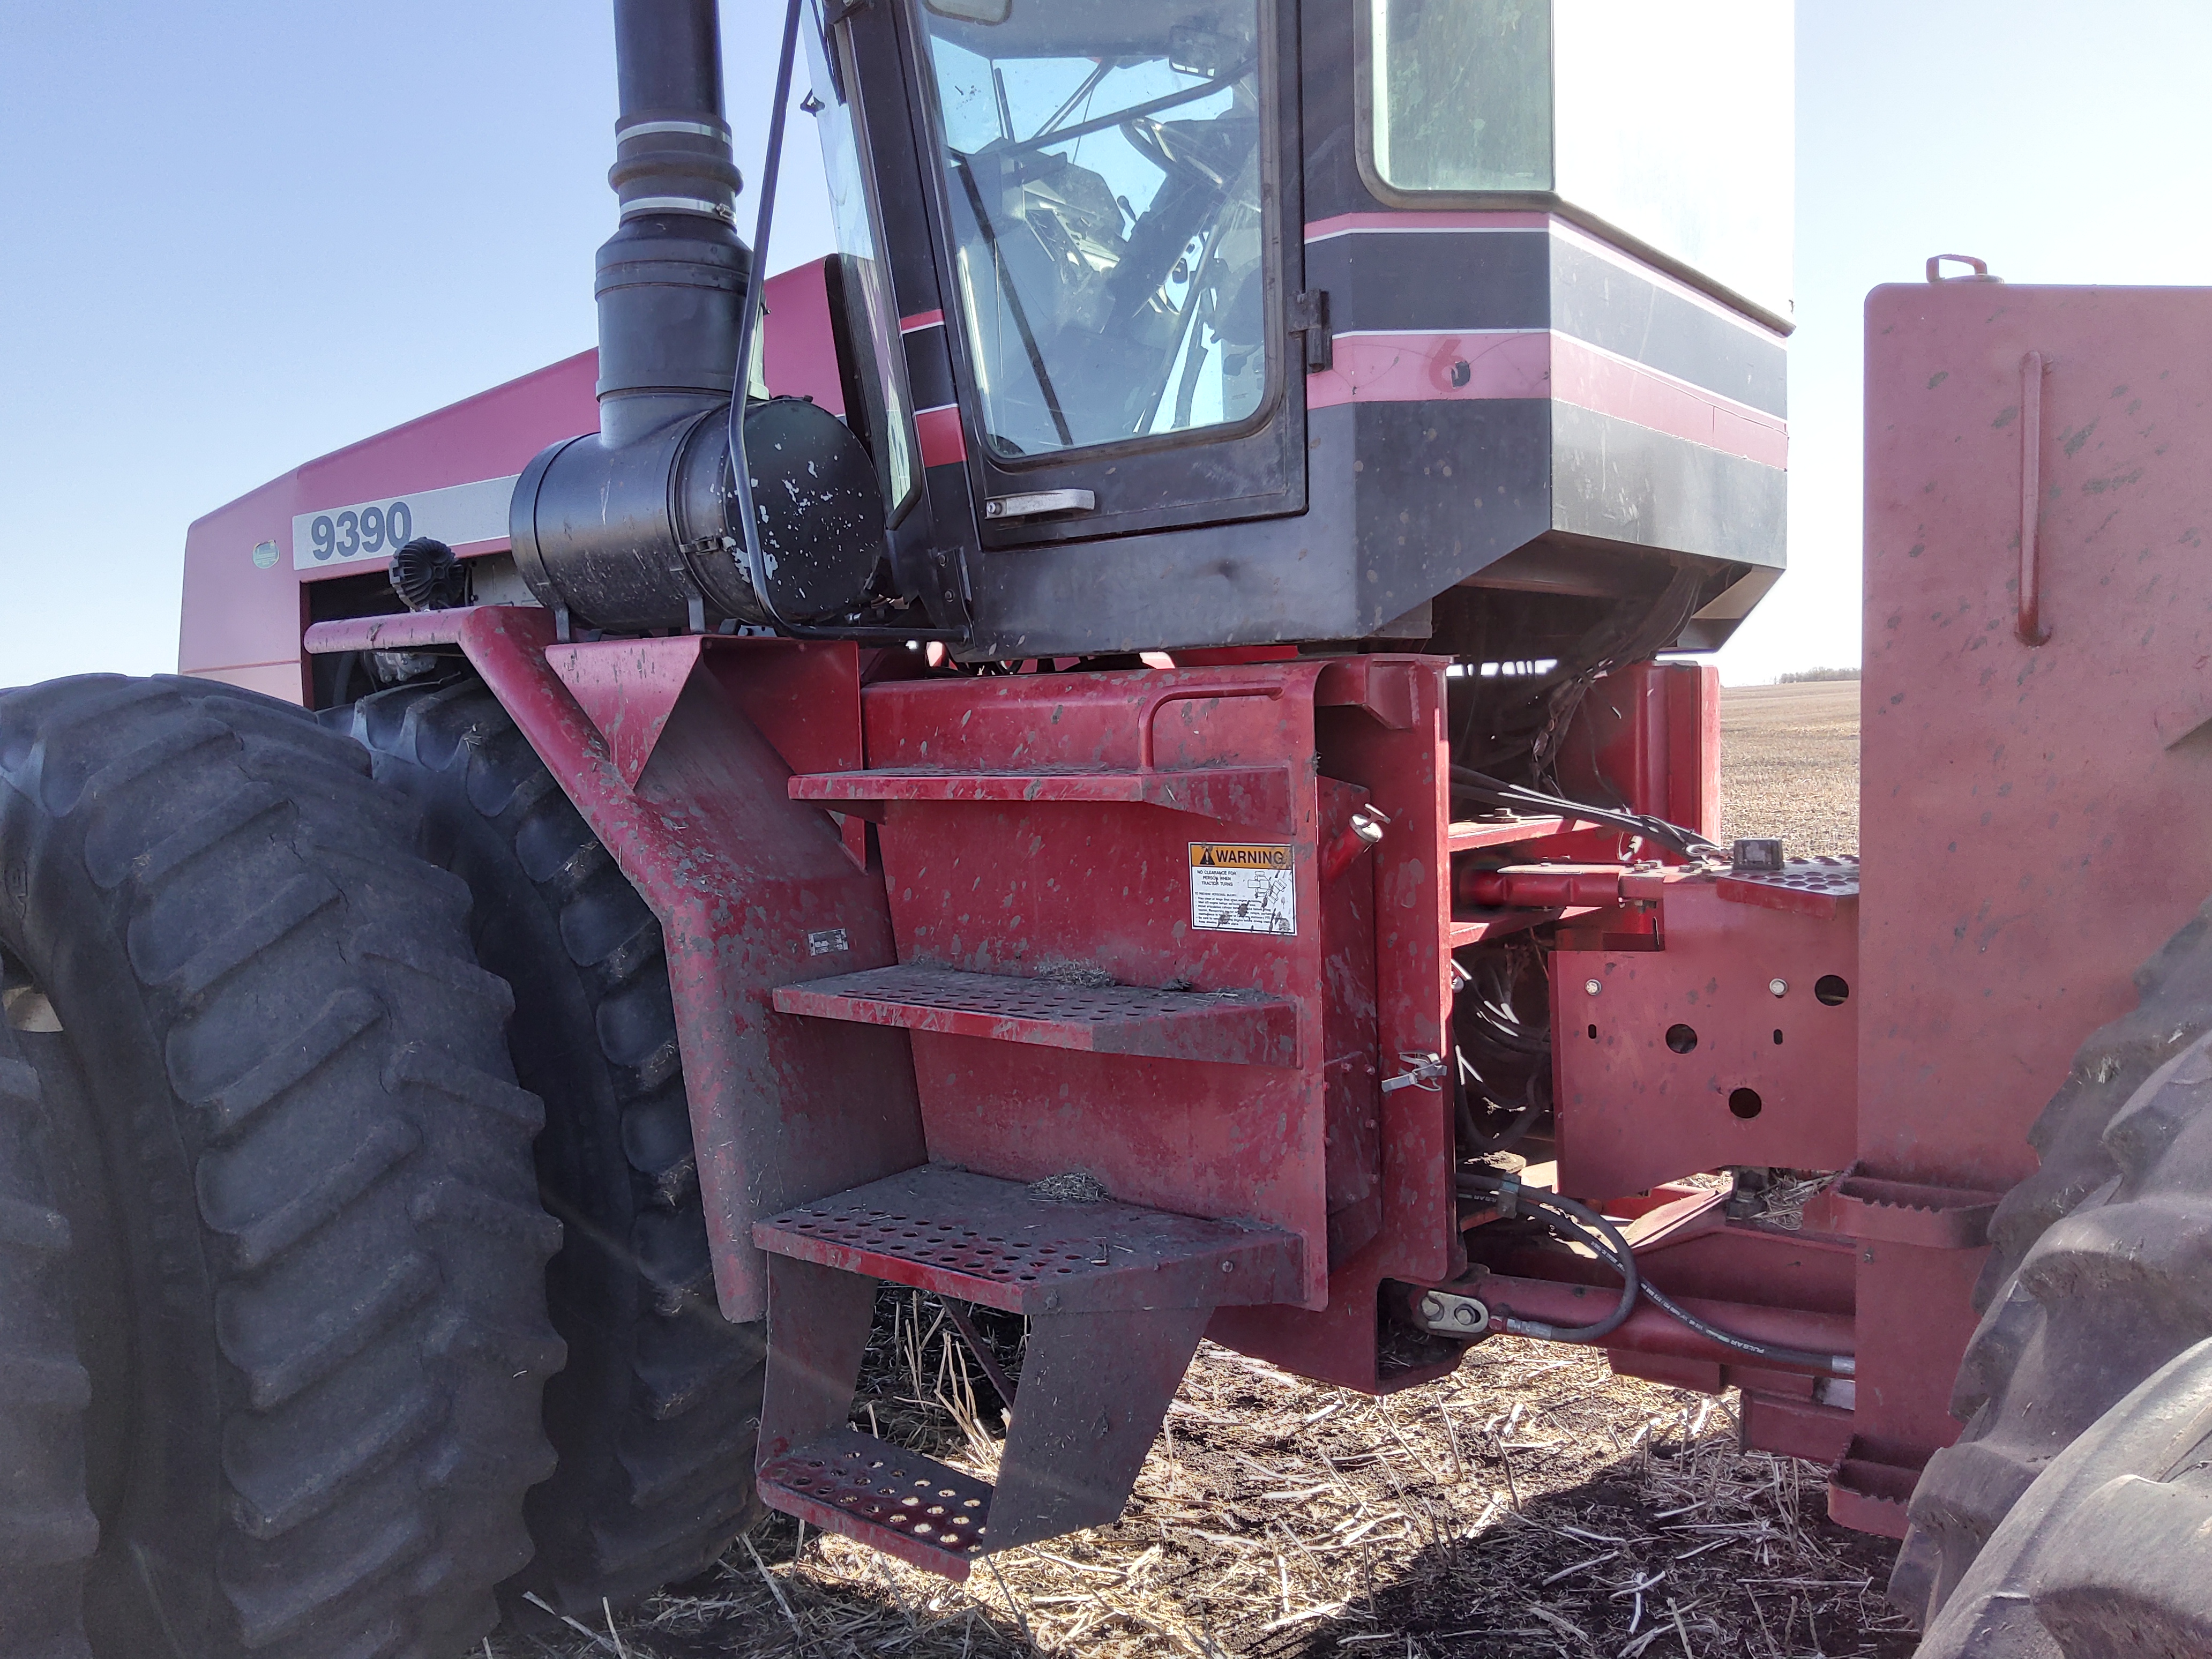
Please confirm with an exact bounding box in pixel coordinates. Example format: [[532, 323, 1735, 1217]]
[[759, 1428, 993, 1578], [779, 1208, 1105, 1284], [1716, 857, 1860, 917], [772, 963, 1298, 1066], [1733, 857, 1860, 895], [753, 1163, 1302, 1314]]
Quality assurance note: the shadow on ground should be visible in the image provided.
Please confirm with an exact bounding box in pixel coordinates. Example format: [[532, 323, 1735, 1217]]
[[1262, 1451, 1915, 1659]]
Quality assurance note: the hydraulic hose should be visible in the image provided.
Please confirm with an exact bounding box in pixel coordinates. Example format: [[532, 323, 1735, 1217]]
[[1533, 1194, 1851, 1374], [1458, 1173, 1856, 1376], [1453, 1059, 1543, 1155], [1448, 764, 1723, 865], [1634, 1274, 1855, 1378], [1458, 1174, 1638, 1343]]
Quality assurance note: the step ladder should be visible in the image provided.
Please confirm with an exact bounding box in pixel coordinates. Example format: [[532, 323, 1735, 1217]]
[[753, 661, 1438, 1569], [752, 1162, 1300, 1577]]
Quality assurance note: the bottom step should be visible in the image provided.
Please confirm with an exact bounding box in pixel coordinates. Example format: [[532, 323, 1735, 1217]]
[[759, 1428, 994, 1578]]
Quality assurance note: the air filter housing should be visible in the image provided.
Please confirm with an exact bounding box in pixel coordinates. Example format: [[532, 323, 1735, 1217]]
[[512, 395, 883, 634]]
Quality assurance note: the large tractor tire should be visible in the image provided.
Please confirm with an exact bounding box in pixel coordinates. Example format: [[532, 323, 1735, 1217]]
[[0, 995, 96, 1657], [1895, 898, 2212, 1640], [1916, 1337, 2212, 1657], [1970, 903, 2212, 1311], [345, 676, 766, 1615], [0, 675, 563, 1657]]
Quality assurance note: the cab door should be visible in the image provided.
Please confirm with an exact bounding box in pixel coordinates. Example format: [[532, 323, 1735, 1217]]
[[900, 0, 1306, 548]]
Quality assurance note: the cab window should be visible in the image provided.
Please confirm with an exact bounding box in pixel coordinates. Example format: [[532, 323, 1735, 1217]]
[[1364, 0, 1793, 323], [914, 0, 1274, 459], [1370, 0, 1552, 193], [808, 0, 921, 515]]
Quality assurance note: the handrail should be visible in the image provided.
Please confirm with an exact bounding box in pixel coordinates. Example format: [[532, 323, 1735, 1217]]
[[1136, 684, 1284, 768], [2017, 351, 2050, 645]]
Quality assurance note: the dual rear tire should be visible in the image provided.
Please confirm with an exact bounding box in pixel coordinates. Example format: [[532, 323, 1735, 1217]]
[[344, 676, 765, 1615], [0, 671, 761, 1653], [0, 972, 96, 1657], [0, 675, 562, 1656]]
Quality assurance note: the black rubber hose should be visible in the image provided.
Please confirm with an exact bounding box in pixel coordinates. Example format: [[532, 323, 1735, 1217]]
[[1448, 764, 1723, 864], [1631, 1267, 1854, 1377], [1505, 1185, 1856, 1378], [1464, 998, 1549, 1057], [1452, 1059, 1482, 1147], [1458, 1174, 1638, 1342], [1454, 1058, 1543, 1155]]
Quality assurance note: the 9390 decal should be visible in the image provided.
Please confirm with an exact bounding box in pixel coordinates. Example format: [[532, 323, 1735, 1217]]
[[306, 500, 413, 563], [288, 473, 520, 572]]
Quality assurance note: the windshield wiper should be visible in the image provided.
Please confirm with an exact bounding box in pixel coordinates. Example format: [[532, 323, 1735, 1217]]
[[968, 56, 1257, 160], [1034, 57, 1116, 143], [951, 158, 1075, 449]]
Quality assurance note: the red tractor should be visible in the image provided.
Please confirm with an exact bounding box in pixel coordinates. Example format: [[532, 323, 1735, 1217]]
[[5, 2, 2208, 1654]]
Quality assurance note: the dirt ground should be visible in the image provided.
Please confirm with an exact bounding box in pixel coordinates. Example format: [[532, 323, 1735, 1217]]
[[492, 681, 1882, 1659], [1716, 682, 1860, 861]]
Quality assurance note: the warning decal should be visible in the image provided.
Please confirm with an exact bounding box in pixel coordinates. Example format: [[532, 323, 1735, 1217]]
[[1188, 843, 1297, 936]]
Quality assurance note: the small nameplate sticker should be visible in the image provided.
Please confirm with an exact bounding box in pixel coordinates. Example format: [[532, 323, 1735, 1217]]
[[806, 928, 850, 957], [1188, 843, 1296, 936]]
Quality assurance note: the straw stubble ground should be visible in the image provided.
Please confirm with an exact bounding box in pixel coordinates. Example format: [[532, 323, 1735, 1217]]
[[494, 682, 1883, 1659], [1716, 682, 1859, 861]]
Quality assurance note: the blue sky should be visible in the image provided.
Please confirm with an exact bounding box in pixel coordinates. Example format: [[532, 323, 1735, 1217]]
[[3, 1, 2209, 687]]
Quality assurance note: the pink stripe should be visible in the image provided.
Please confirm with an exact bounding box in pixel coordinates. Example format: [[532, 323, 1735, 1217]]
[[1307, 330, 1550, 409], [1304, 209, 1551, 242], [1549, 335, 1788, 468], [915, 403, 966, 467], [900, 309, 946, 333], [1306, 330, 1787, 468]]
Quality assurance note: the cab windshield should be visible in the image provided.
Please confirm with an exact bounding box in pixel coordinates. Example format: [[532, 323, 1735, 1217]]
[[914, 0, 1272, 458]]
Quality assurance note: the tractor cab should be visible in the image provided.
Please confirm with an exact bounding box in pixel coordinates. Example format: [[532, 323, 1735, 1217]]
[[810, 0, 1793, 660]]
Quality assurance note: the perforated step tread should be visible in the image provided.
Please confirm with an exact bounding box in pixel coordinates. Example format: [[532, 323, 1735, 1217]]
[[752, 1163, 1301, 1314], [758, 1428, 993, 1579], [772, 963, 1297, 1066], [1715, 857, 1862, 918]]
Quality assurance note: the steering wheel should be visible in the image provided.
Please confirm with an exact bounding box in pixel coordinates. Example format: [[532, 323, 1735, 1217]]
[[1119, 113, 1236, 191]]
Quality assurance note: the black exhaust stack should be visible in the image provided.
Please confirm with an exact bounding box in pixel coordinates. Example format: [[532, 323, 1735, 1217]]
[[597, 0, 746, 445], [512, 0, 884, 636]]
